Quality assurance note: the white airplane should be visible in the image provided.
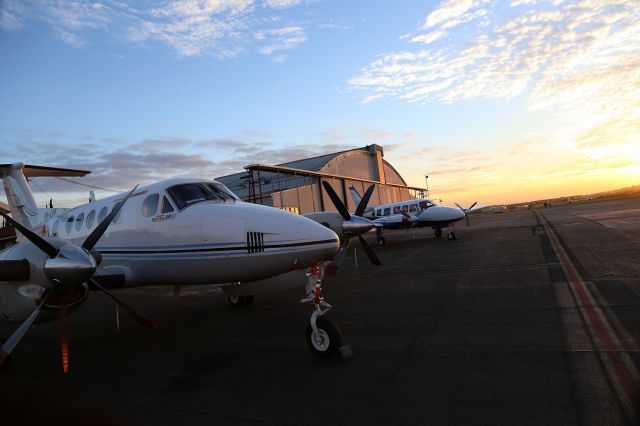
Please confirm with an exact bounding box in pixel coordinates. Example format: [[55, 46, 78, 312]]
[[0, 163, 345, 370], [348, 187, 475, 243]]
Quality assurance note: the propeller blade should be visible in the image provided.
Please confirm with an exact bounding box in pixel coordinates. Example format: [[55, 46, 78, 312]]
[[89, 278, 156, 329], [455, 203, 463, 210], [357, 235, 381, 265], [0, 211, 59, 258], [326, 238, 350, 277], [82, 185, 138, 251], [354, 184, 375, 217], [0, 289, 55, 366], [469, 201, 477, 210], [321, 181, 351, 221]]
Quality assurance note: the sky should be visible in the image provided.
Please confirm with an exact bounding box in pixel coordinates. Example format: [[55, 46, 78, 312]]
[[0, 0, 638, 207]]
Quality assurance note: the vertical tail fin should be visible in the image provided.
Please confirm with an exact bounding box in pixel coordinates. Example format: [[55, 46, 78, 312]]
[[348, 186, 363, 206], [0, 163, 90, 228]]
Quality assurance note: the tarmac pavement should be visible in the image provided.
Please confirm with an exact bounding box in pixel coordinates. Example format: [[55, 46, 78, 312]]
[[1, 197, 639, 425]]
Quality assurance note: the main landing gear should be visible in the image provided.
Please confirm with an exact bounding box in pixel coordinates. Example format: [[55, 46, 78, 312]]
[[301, 263, 346, 359], [376, 228, 386, 246], [227, 295, 255, 307]]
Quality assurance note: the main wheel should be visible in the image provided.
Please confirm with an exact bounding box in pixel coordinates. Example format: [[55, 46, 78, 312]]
[[434, 228, 443, 238], [306, 317, 342, 358], [228, 295, 255, 307]]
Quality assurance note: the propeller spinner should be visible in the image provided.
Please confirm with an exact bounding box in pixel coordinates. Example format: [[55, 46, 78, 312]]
[[0, 185, 155, 372], [455, 202, 478, 227]]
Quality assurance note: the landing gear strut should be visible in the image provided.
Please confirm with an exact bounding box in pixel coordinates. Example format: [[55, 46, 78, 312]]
[[301, 263, 344, 358], [434, 228, 443, 239], [376, 228, 386, 246], [447, 223, 457, 240]]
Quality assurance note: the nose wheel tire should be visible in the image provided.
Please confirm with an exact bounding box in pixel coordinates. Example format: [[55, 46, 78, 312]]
[[434, 228, 443, 239], [227, 295, 255, 307], [306, 317, 342, 358]]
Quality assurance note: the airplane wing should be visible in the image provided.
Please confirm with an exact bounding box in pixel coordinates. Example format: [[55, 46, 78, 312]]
[[0, 163, 91, 178]]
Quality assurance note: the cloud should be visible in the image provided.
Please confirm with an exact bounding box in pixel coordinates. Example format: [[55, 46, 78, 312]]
[[254, 26, 307, 60], [263, 0, 305, 9], [350, 0, 640, 202], [0, 0, 311, 58]]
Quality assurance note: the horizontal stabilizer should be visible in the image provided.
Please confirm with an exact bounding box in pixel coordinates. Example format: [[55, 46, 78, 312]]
[[0, 163, 91, 178]]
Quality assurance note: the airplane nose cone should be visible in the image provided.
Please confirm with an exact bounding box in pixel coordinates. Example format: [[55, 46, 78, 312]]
[[296, 215, 340, 263], [453, 207, 466, 220]]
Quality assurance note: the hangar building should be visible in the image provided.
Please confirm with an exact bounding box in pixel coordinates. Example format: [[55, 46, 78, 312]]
[[216, 144, 425, 214]]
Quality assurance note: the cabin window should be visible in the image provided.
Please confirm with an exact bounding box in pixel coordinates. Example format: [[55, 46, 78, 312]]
[[160, 196, 174, 213], [419, 201, 430, 210], [142, 194, 160, 217], [167, 182, 238, 210], [98, 206, 108, 223], [409, 204, 418, 213], [401, 205, 408, 213], [75, 213, 85, 231], [376, 209, 382, 217], [393, 206, 400, 214], [112, 202, 124, 223], [65, 216, 74, 233], [52, 219, 60, 236], [384, 207, 391, 216], [86, 210, 96, 229]]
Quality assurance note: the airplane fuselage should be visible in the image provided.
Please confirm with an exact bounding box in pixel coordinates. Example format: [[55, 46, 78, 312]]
[[41, 178, 339, 286]]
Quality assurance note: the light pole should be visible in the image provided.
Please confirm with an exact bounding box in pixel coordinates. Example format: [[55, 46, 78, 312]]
[[425, 174, 430, 199]]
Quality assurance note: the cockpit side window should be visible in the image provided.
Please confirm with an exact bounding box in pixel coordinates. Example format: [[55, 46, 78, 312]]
[[161, 195, 175, 213], [142, 194, 160, 217], [409, 204, 418, 212], [167, 182, 239, 210]]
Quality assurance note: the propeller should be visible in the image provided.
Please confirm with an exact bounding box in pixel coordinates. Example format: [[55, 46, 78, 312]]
[[455, 202, 478, 227], [399, 210, 416, 238], [0, 185, 155, 371], [321, 182, 380, 275]]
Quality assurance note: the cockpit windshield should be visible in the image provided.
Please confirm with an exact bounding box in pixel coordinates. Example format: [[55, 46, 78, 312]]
[[167, 182, 239, 210]]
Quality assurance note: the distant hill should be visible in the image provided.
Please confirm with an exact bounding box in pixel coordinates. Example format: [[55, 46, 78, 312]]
[[505, 184, 640, 210]]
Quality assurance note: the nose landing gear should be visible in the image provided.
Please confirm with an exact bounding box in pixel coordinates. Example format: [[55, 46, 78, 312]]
[[301, 264, 347, 359]]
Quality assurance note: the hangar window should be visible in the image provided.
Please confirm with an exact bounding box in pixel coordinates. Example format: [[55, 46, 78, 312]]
[[167, 182, 239, 210], [393, 206, 400, 214], [409, 204, 418, 213], [98, 206, 108, 223], [76, 213, 85, 231], [161, 196, 174, 213], [86, 210, 96, 229], [384, 208, 391, 216], [65, 216, 74, 233], [142, 194, 159, 217]]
